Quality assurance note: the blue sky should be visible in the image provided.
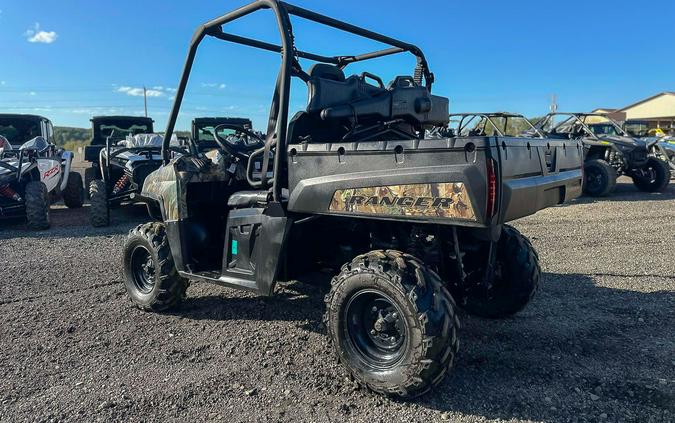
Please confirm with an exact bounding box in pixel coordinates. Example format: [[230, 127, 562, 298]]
[[1, 0, 674, 131]]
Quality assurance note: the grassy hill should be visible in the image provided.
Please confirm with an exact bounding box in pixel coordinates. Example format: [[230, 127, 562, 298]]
[[54, 126, 90, 152]]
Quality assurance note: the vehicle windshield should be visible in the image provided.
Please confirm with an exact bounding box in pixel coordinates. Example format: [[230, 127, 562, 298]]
[[195, 125, 237, 143], [582, 116, 626, 136], [194, 123, 262, 151], [0, 118, 41, 146], [624, 121, 649, 137], [95, 121, 152, 143], [589, 123, 621, 136]]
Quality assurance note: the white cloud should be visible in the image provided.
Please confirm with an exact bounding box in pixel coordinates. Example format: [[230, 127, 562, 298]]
[[117, 86, 163, 97], [28, 91, 36, 96], [201, 83, 226, 89], [0, 81, 5, 86], [25, 23, 58, 44]]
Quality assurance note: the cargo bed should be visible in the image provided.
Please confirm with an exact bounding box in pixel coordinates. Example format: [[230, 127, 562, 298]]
[[287, 136, 583, 227]]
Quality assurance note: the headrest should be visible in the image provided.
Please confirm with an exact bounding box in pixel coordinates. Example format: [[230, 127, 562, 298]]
[[308, 64, 345, 82]]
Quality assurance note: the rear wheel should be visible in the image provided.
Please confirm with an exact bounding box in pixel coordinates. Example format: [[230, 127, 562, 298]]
[[25, 181, 50, 230], [122, 222, 189, 311], [62, 171, 84, 208], [324, 250, 460, 398], [89, 179, 109, 227], [632, 157, 670, 192], [84, 167, 98, 199], [583, 159, 617, 197], [451, 225, 540, 318]]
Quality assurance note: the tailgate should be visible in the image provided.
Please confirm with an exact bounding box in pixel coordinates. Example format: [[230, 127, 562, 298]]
[[494, 137, 583, 222]]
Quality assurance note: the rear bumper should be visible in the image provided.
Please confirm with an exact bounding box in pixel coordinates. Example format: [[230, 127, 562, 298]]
[[0, 203, 26, 218], [501, 169, 583, 222]]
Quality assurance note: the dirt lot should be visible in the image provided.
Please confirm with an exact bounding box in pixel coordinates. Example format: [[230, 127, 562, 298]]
[[0, 177, 673, 423]]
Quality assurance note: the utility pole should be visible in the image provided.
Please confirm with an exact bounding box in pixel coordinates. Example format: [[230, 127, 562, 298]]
[[550, 94, 558, 114], [143, 86, 148, 117]]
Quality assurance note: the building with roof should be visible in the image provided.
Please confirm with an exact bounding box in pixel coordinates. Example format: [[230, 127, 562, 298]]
[[597, 92, 675, 129]]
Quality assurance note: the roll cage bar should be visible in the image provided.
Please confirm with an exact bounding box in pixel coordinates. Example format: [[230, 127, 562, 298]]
[[449, 113, 544, 138], [537, 112, 628, 140], [162, 0, 434, 202]]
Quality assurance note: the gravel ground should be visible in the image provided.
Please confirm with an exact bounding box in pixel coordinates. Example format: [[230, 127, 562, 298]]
[[0, 177, 673, 423]]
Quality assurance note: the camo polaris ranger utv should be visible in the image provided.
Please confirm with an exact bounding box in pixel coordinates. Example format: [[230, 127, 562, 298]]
[[536, 112, 670, 196], [121, 0, 583, 398]]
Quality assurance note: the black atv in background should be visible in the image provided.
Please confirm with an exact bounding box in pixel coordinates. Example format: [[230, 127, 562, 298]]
[[82, 116, 186, 227], [536, 112, 670, 196], [83, 116, 155, 190]]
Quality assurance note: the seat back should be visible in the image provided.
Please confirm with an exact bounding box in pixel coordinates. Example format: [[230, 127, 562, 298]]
[[306, 64, 385, 116]]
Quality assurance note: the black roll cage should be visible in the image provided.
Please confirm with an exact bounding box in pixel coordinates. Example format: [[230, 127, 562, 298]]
[[450, 113, 544, 138], [0, 148, 37, 181], [162, 0, 434, 202], [538, 112, 628, 140]]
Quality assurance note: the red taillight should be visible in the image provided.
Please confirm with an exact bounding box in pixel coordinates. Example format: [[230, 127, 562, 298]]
[[486, 158, 497, 219]]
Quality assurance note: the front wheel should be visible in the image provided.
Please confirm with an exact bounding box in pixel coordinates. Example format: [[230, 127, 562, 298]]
[[632, 157, 670, 192], [63, 171, 84, 208], [122, 222, 189, 312], [583, 159, 617, 197], [89, 179, 109, 227], [84, 167, 98, 200], [452, 225, 540, 318], [25, 181, 50, 230], [324, 250, 460, 398]]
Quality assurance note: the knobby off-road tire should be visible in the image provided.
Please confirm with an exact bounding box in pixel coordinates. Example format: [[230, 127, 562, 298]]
[[25, 181, 50, 230], [583, 159, 617, 197], [632, 157, 670, 193], [324, 250, 460, 398], [84, 167, 97, 199], [89, 179, 109, 227], [122, 222, 188, 312], [62, 171, 84, 208], [458, 225, 540, 319]]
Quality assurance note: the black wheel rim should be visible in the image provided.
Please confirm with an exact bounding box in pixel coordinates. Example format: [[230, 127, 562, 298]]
[[585, 167, 604, 192], [642, 166, 657, 184], [130, 245, 156, 294], [344, 289, 408, 369]]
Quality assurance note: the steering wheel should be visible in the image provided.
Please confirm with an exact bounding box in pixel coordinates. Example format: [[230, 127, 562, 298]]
[[210, 124, 265, 160]]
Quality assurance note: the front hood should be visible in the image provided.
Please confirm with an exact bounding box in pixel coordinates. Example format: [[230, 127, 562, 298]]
[[596, 135, 647, 149]]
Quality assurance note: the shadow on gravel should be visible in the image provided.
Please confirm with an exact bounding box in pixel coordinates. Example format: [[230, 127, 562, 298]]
[[0, 203, 148, 239], [177, 275, 331, 334], [564, 180, 675, 205], [416, 271, 675, 422], [175, 269, 674, 422]]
